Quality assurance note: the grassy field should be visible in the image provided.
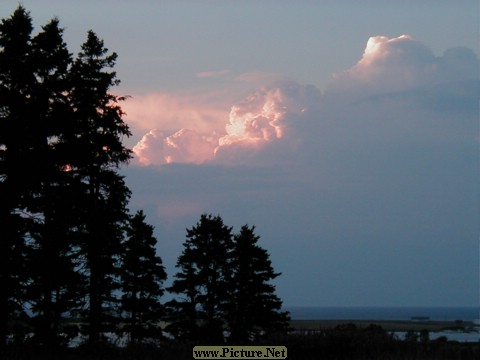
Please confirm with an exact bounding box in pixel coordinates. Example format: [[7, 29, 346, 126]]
[[289, 319, 478, 332]]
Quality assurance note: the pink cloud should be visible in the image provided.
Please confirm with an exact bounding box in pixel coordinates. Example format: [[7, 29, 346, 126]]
[[328, 35, 436, 94], [129, 35, 478, 168], [122, 92, 229, 136], [130, 81, 312, 166], [133, 128, 217, 166], [219, 87, 286, 145]]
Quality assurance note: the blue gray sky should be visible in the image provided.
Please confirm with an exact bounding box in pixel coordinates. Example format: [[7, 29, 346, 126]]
[[4, 0, 479, 307]]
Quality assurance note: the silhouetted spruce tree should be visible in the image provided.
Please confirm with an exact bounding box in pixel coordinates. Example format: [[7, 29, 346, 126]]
[[22, 17, 89, 348], [227, 225, 290, 343], [0, 6, 35, 347], [167, 214, 233, 343], [0, 7, 81, 347], [0, 6, 135, 349], [119, 210, 167, 345], [67, 30, 132, 345]]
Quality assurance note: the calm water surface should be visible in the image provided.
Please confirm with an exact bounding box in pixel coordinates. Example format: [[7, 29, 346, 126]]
[[285, 306, 480, 342], [285, 306, 480, 321]]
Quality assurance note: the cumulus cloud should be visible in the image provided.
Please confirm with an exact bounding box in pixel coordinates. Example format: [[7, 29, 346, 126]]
[[124, 35, 479, 308], [122, 92, 229, 136], [129, 35, 479, 167], [328, 35, 437, 94], [328, 35, 479, 96], [437, 46, 480, 82], [131, 81, 314, 166], [133, 128, 217, 166], [220, 88, 286, 144]]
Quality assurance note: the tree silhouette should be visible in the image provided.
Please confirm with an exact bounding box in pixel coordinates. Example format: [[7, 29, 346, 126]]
[[167, 215, 289, 344], [0, 7, 79, 347], [0, 6, 35, 347], [22, 17, 85, 348], [67, 30, 132, 345], [167, 214, 233, 343], [228, 225, 290, 342], [0, 6, 134, 347], [120, 210, 167, 345]]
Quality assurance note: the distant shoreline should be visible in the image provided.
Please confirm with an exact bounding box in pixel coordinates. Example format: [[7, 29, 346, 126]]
[[289, 319, 478, 333], [284, 306, 480, 323]]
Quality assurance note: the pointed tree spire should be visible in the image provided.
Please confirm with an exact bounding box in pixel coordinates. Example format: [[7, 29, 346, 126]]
[[120, 210, 167, 345], [0, 5, 34, 348], [228, 225, 290, 342], [167, 214, 233, 343], [67, 29, 132, 346], [167, 215, 290, 343]]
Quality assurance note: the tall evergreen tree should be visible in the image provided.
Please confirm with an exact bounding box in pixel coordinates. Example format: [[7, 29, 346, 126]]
[[0, 7, 79, 347], [0, 6, 134, 348], [168, 216, 290, 344], [227, 225, 290, 343], [167, 214, 233, 343], [120, 210, 167, 345], [23, 17, 87, 348], [0, 8, 92, 347], [0, 7, 34, 347], [66, 30, 132, 345]]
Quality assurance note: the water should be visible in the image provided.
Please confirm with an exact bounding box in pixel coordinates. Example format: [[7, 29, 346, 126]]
[[285, 306, 480, 322], [285, 306, 480, 342]]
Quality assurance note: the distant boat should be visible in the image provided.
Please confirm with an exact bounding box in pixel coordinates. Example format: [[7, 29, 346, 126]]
[[411, 316, 430, 321]]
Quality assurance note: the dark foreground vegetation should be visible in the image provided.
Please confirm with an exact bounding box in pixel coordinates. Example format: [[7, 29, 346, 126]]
[[1, 323, 479, 360]]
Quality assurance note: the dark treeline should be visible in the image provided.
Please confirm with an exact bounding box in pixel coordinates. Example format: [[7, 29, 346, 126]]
[[0, 6, 290, 356], [2, 324, 479, 360]]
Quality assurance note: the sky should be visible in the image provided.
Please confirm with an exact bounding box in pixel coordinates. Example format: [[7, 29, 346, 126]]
[[3, 0, 479, 307]]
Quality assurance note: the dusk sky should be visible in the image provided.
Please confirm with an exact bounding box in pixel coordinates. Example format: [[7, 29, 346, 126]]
[[4, 0, 479, 307]]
